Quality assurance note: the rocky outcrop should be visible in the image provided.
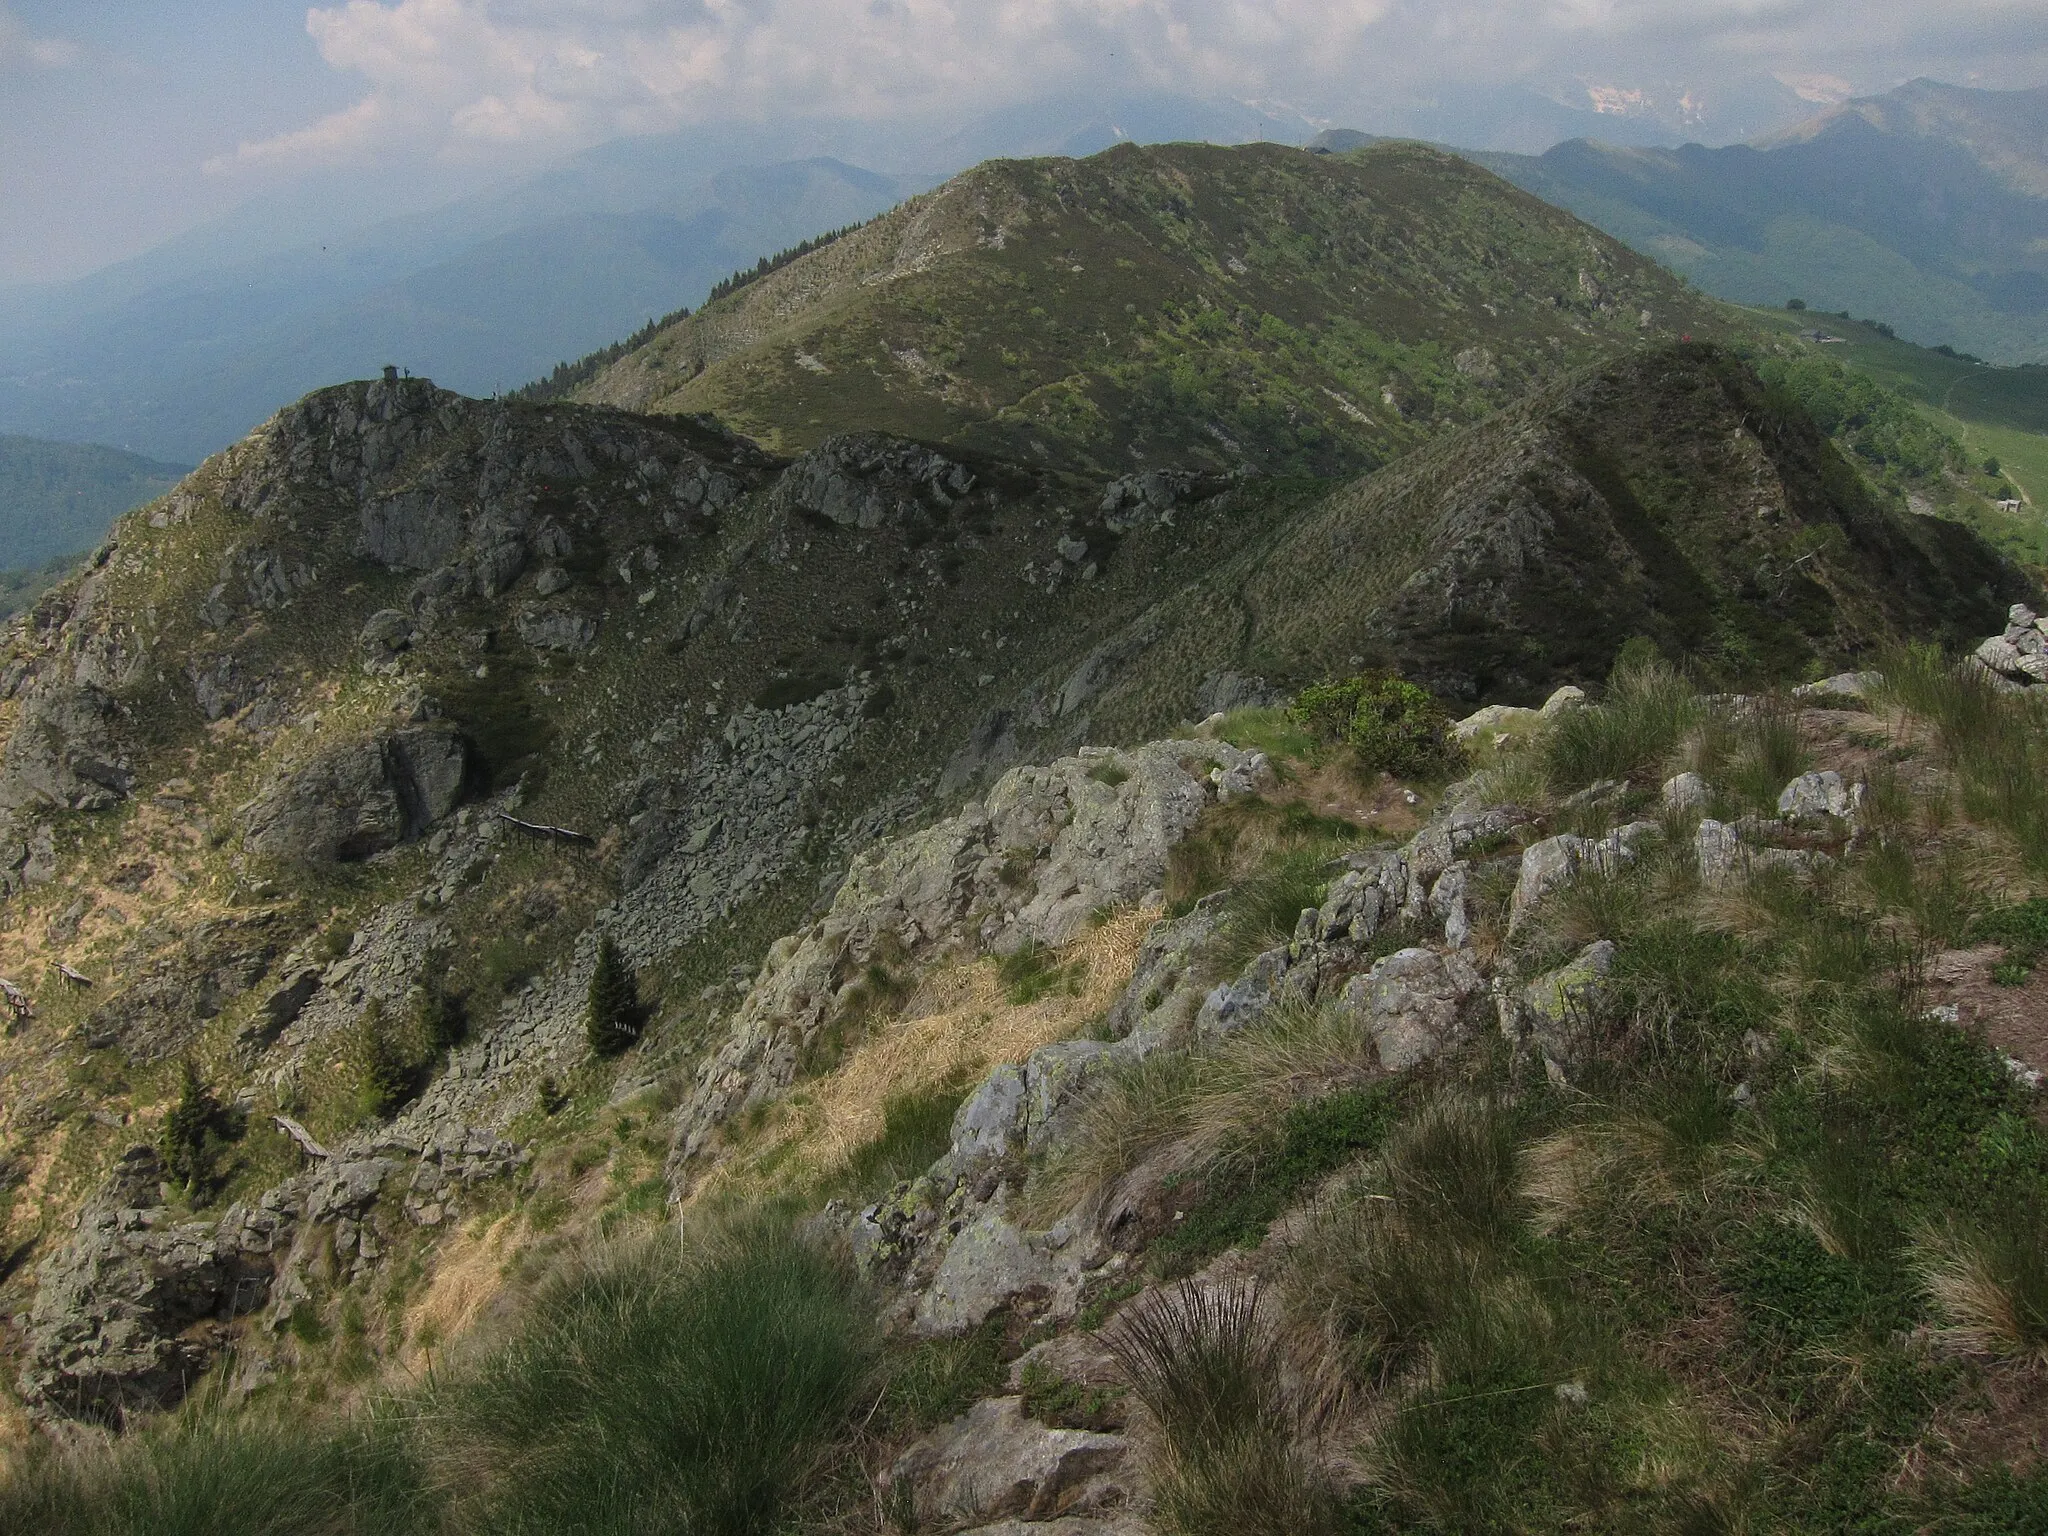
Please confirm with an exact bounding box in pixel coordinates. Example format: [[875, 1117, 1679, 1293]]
[[1972, 603, 2048, 689], [84, 912, 290, 1061], [1342, 945, 1486, 1071], [17, 1147, 289, 1423], [240, 724, 469, 863], [666, 738, 1260, 1173], [1500, 940, 1617, 1082], [771, 432, 975, 530]]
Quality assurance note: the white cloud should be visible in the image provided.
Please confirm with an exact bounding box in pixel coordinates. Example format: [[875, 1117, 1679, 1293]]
[[0, 4, 78, 69], [212, 0, 2048, 172]]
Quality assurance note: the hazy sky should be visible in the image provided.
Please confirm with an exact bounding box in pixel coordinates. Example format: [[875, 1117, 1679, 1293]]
[[4, 0, 2047, 286]]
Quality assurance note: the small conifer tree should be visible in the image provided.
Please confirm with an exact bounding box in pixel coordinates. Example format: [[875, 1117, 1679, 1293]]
[[352, 1000, 412, 1119], [586, 935, 642, 1056], [160, 1060, 229, 1200]]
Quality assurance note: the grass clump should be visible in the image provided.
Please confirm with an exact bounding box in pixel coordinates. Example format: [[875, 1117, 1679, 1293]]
[[1106, 1281, 1338, 1536], [0, 1407, 435, 1536], [1025, 1000, 1379, 1228], [1290, 671, 1463, 779], [1914, 1198, 2048, 1362], [1882, 642, 2048, 874], [430, 1218, 876, 1536], [829, 1074, 972, 1202], [997, 942, 1082, 1005], [1542, 648, 1699, 792]]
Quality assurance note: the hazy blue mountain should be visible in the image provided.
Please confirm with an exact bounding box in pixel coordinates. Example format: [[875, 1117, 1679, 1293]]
[[1468, 80, 2048, 363], [0, 435, 187, 568], [0, 157, 912, 463]]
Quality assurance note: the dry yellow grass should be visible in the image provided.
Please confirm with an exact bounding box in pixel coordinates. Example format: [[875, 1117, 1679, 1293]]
[[698, 906, 1158, 1202], [396, 1212, 524, 1375]]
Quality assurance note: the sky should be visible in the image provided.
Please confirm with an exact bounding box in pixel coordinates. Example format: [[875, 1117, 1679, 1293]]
[[4, 0, 2047, 287]]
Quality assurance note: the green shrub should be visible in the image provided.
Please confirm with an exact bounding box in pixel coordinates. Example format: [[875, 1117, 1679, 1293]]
[[585, 935, 643, 1056], [431, 1220, 876, 1536], [1288, 671, 1461, 778]]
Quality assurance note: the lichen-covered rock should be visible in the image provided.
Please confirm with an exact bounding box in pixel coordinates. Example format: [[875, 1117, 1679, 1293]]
[[1777, 770, 1859, 823], [1341, 946, 1483, 1070], [241, 724, 469, 863], [913, 1194, 1104, 1337], [1661, 771, 1708, 811], [1507, 821, 1657, 933], [886, 1395, 1129, 1526], [1502, 940, 1617, 1080]]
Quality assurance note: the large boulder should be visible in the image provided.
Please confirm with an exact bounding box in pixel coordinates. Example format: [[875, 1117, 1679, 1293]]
[[1341, 946, 1484, 1070], [886, 1396, 1129, 1527], [241, 724, 469, 863], [771, 432, 975, 530]]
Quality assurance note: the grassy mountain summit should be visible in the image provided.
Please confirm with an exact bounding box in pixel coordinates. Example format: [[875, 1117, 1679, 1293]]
[[574, 140, 1727, 476]]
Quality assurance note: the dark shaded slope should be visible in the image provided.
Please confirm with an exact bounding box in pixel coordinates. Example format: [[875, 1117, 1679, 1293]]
[[1070, 345, 2030, 725]]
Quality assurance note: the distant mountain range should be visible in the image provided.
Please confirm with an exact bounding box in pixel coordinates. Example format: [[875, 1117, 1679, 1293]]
[[1468, 79, 2048, 364]]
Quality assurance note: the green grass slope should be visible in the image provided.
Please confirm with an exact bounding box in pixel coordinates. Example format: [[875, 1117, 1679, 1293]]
[[574, 140, 1729, 478]]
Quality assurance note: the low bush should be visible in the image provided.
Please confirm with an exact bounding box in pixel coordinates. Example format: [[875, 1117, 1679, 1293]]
[[1289, 671, 1462, 779]]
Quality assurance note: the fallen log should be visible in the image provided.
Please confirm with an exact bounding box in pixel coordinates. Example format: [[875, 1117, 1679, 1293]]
[[497, 812, 596, 846], [272, 1114, 330, 1160], [55, 962, 92, 985], [0, 977, 29, 1019]]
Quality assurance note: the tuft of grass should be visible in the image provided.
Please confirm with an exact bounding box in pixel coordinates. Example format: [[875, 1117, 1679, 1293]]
[[1105, 1281, 1338, 1536], [428, 1217, 876, 1536], [0, 1405, 435, 1536], [1914, 1199, 2048, 1362], [1214, 705, 1317, 765], [1880, 643, 2048, 875], [997, 941, 1082, 1004], [1718, 694, 1811, 816], [1024, 1000, 1379, 1229], [1542, 652, 1700, 793], [829, 1074, 972, 1203], [1205, 848, 1332, 978]]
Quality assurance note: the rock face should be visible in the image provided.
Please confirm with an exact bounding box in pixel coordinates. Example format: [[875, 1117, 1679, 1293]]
[[0, 682, 131, 812], [241, 724, 469, 863], [1501, 940, 1617, 1081], [887, 1396, 1129, 1526], [17, 1147, 288, 1423], [666, 737, 1256, 1171], [1342, 945, 1485, 1070]]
